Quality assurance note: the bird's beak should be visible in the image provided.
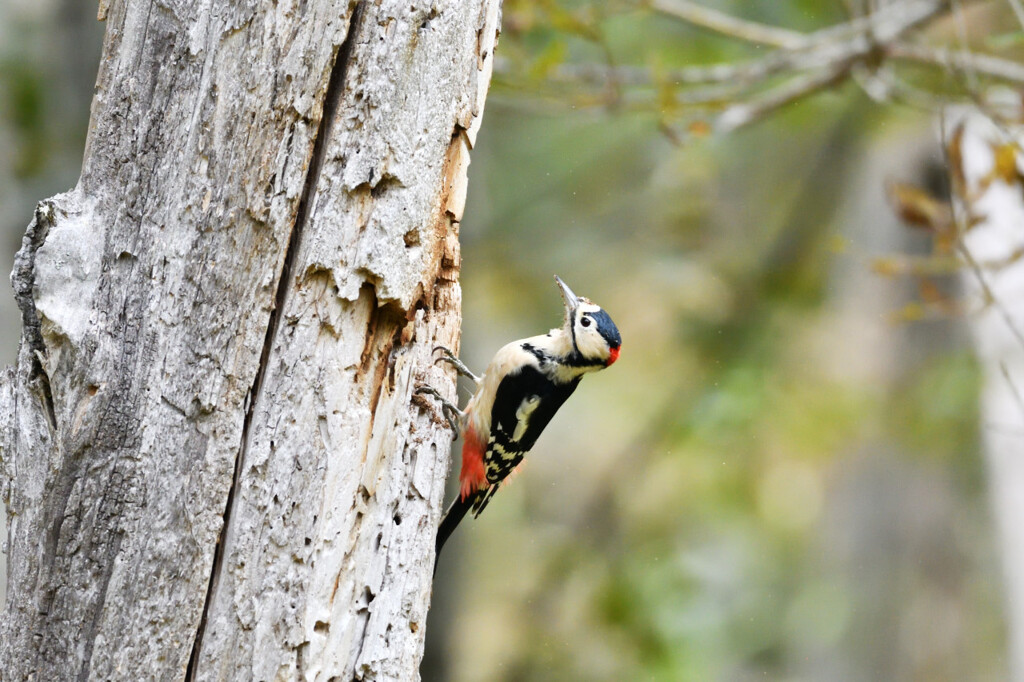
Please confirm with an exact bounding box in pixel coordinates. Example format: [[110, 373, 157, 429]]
[[555, 275, 581, 329], [554, 275, 580, 314]]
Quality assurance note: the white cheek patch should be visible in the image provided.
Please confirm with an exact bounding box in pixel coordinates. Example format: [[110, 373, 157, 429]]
[[576, 330, 603, 357], [574, 304, 609, 359], [512, 395, 541, 441]]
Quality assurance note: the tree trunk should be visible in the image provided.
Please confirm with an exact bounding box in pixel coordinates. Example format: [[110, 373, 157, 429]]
[[950, 108, 1024, 680], [0, 0, 500, 679]]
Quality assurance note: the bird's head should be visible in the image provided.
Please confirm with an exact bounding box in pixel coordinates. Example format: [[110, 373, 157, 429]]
[[555, 275, 622, 367]]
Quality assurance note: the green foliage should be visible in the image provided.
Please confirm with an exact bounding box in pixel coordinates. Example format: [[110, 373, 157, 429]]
[[889, 351, 982, 468], [1, 58, 49, 177]]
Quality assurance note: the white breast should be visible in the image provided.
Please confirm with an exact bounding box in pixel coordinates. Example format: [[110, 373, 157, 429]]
[[463, 331, 570, 438]]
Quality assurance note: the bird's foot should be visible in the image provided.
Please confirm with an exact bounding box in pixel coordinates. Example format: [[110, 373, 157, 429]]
[[414, 383, 464, 435], [432, 346, 481, 386]]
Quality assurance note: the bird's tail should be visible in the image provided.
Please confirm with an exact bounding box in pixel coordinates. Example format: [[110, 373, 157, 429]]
[[434, 485, 499, 574], [435, 494, 474, 564]]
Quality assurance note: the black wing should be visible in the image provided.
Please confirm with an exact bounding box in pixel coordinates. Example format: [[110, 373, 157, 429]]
[[480, 364, 581, 491], [435, 366, 581, 565]]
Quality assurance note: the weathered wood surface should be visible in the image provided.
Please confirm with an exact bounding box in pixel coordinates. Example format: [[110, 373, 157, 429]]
[[0, 0, 500, 679]]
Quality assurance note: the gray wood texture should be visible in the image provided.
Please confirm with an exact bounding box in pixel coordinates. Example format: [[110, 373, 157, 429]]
[[0, 0, 501, 679]]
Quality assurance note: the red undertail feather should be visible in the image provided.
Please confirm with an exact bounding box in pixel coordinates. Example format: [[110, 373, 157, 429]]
[[459, 424, 488, 500]]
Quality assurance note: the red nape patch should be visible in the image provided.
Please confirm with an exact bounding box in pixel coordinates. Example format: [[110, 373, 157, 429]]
[[459, 425, 488, 500], [606, 346, 621, 366]]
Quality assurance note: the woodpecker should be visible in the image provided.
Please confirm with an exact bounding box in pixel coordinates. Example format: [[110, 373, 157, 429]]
[[419, 275, 621, 560]]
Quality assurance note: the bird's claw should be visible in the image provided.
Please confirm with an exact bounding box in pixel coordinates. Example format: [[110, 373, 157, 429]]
[[415, 383, 463, 435], [432, 346, 481, 385]]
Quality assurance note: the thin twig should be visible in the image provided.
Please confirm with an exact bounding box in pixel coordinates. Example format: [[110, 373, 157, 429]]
[[888, 42, 1024, 85], [999, 360, 1024, 422], [515, 39, 1024, 94], [529, 0, 952, 92], [652, 0, 950, 49], [812, 0, 949, 45], [499, 0, 996, 133], [647, 0, 806, 48], [950, 0, 981, 92], [938, 115, 1024, 353], [1006, 0, 1024, 30], [875, 69, 956, 111], [946, 119, 1024, 349], [716, 64, 853, 132], [957, 242, 1024, 350]]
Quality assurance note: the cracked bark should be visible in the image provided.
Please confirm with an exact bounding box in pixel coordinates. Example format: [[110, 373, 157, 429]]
[[0, 0, 501, 679]]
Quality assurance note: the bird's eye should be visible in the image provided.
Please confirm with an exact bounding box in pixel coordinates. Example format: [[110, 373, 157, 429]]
[[580, 316, 592, 328]]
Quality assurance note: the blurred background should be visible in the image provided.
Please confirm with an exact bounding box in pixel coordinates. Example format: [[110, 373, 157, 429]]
[[2, 1, 1020, 680]]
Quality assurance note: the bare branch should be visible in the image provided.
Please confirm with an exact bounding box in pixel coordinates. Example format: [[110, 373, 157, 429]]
[[957, 241, 1024, 350], [535, 0, 953, 91], [651, 0, 950, 49], [791, 0, 950, 66], [1000, 360, 1024, 421], [529, 38, 1024, 92], [499, 0, 1005, 135], [866, 66, 956, 111], [715, 65, 852, 132], [811, 0, 950, 45], [955, 0, 985, 92], [647, 0, 806, 48], [888, 42, 1024, 85], [1007, 0, 1024, 30]]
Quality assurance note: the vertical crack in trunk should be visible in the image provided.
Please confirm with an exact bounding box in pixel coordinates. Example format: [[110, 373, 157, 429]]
[[13, 202, 58, 429], [184, 3, 367, 678]]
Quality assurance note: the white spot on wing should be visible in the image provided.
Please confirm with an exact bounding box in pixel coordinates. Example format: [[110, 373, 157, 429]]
[[512, 395, 541, 442]]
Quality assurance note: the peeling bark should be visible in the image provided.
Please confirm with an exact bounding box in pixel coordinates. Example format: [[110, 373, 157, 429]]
[[0, 0, 501, 679]]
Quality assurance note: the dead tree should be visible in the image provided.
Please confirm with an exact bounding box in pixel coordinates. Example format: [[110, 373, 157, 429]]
[[0, 0, 500, 679]]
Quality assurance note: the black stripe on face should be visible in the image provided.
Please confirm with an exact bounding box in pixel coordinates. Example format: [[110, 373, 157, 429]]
[[560, 355, 608, 369], [521, 342, 547, 365], [568, 309, 579, 354]]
